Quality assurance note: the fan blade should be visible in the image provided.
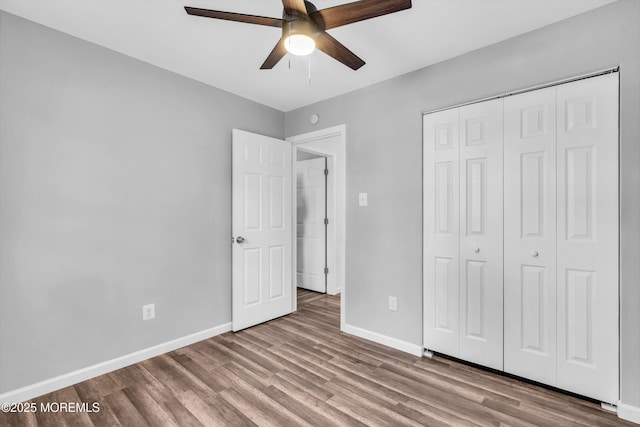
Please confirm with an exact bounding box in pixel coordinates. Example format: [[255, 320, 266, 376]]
[[260, 38, 288, 69], [310, 0, 411, 30], [315, 31, 365, 70], [185, 7, 283, 28], [282, 0, 308, 16]]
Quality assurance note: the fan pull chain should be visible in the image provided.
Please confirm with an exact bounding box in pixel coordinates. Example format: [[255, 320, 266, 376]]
[[308, 55, 312, 86]]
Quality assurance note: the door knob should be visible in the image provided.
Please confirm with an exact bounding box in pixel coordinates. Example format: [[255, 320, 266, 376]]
[[473, 247, 480, 253], [236, 236, 246, 244], [530, 250, 539, 257]]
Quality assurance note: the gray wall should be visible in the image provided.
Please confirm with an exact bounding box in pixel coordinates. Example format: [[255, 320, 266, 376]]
[[0, 11, 283, 393], [285, 0, 640, 407]]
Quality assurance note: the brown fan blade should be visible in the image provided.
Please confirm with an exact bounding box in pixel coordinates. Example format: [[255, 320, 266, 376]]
[[315, 31, 365, 70], [282, 0, 308, 16], [185, 7, 283, 28], [260, 37, 288, 69], [310, 0, 411, 30]]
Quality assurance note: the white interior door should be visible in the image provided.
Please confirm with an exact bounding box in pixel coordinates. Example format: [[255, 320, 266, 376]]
[[504, 87, 558, 385], [555, 73, 619, 403], [458, 99, 504, 370], [232, 129, 293, 332], [296, 157, 327, 293], [423, 108, 461, 357]]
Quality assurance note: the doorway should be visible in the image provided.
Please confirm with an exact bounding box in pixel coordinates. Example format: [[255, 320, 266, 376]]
[[288, 125, 346, 328]]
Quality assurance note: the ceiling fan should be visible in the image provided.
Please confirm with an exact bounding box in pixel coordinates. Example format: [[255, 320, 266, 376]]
[[184, 0, 412, 70]]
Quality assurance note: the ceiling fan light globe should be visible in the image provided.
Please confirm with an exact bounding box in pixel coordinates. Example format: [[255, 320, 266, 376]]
[[284, 34, 315, 56]]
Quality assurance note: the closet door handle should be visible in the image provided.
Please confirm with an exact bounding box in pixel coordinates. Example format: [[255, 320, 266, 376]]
[[473, 247, 480, 253], [530, 250, 539, 257], [236, 236, 246, 244]]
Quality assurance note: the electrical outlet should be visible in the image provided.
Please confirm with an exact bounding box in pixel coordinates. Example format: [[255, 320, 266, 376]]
[[142, 303, 155, 321], [388, 296, 397, 311], [359, 192, 368, 206]]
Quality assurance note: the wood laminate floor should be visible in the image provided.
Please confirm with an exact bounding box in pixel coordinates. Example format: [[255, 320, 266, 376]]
[[1, 290, 633, 426]]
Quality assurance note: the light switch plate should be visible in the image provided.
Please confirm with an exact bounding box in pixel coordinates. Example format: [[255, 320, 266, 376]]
[[358, 192, 368, 207]]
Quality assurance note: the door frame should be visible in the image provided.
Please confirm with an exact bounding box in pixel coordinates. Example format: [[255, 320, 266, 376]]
[[287, 125, 346, 329]]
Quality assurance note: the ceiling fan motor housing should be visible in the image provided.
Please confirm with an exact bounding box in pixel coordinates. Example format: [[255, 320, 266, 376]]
[[283, 18, 317, 40]]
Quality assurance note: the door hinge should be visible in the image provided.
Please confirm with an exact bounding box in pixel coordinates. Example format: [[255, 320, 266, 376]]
[[324, 168, 329, 176], [324, 218, 329, 225], [324, 267, 329, 275]]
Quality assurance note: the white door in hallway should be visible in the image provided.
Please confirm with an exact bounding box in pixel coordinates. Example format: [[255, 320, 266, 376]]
[[296, 157, 327, 293], [232, 129, 293, 331]]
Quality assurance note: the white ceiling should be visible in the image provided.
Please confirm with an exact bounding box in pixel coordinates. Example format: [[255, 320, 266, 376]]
[[0, 0, 616, 111]]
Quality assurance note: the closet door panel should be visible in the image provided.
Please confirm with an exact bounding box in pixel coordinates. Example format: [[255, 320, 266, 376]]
[[423, 109, 460, 357], [504, 87, 557, 385], [458, 99, 504, 370], [556, 73, 619, 403]]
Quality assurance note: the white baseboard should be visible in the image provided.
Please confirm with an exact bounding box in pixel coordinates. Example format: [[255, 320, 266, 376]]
[[618, 402, 640, 424], [342, 323, 423, 357], [0, 322, 232, 404]]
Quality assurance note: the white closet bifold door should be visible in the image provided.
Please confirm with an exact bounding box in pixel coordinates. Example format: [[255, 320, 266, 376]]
[[458, 99, 504, 370], [424, 99, 504, 370], [423, 108, 461, 358], [424, 72, 619, 404], [555, 73, 619, 404], [503, 87, 558, 386]]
